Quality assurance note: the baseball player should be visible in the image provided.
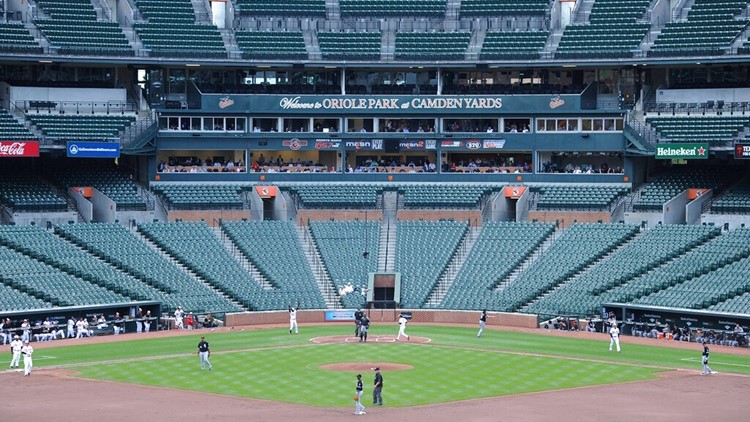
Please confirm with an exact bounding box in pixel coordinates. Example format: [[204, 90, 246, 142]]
[[9, 335, 22, 369], [477, 309, 495, 337], [609, 322, 621, 352], [174, 307, 184, 330], [354, 373, 366, 415], [359, 314, 370, 342], [197, 336, 212, 371], [136, 308, 144, 334], [373, 367, 383, 406], [701, 342, 716, 375], [396, 313, 409, 341], [21, 341, 33, 376], [66, 317, 76, 338], [354, 309, 363, 337], [289, 306, 298, 334]]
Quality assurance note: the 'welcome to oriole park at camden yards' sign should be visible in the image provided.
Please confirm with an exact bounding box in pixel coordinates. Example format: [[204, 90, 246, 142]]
[[654, 143, 709, 160]]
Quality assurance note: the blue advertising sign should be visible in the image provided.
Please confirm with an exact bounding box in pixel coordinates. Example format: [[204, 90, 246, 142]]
[[324, 310, 356, 321], [67, 141, 121, 158]]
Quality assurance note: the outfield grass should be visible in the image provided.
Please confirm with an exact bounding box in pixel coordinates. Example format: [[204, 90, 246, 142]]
[[15, 325, 750, 407]]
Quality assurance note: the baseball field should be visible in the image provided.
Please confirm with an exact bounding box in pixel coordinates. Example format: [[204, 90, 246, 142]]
[[2, 324, 749, 421]]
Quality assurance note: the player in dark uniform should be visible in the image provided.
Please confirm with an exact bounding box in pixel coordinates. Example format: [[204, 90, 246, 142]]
[[354, 309, 363, 337], [198, 336, 212, 370], [701, 342, 715, 375], [359, 315, 370, 342], [373, 367, 383, 406], [354, 373, 366, 415]]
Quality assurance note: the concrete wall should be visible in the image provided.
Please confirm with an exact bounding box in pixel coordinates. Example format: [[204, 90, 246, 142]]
[[68, 187, 93, 222], [226, 309, 538, 329], [700, 214, 750, 230], [8, 86, 126, 107], [686, 189, 712, 225], [10, 211, 78, 227], [656, 87, 750, 104], [663, 190, 688, 225], [168, 209, 252, 226], [624, 211, 662, 228], [91, 188, 117, 223], [297, 209, 383, 225], [528, 210, 612, 227], [396, 210, 482, 226]]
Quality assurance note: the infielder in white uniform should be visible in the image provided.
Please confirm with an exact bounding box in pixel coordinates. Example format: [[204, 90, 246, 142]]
[[396, 314, 410, 341], [609, 323, 621, 352], [21, 341, 33, 376], [9, 335, 22, 369], [289, 306, 298, 334]]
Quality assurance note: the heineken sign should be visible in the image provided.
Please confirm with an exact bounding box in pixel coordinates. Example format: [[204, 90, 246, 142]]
[[655, 143, 708, 160]]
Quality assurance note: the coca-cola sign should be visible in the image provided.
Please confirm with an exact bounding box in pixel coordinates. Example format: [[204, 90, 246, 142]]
[[0, 141, 40, 157]]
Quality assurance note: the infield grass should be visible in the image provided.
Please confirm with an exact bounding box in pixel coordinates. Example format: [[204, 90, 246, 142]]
[[15, 325, 750, 407]]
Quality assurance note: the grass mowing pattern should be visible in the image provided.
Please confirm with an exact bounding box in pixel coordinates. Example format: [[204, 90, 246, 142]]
[[20, 325, 750, 407], [75, 343, 655, 407]]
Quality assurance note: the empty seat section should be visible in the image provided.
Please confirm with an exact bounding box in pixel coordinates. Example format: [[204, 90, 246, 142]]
[[138, 221, 278, 311], [318, 32, 381, 61], [0, 106, 36, 140], [46, 164, 147, 211], [460, 0, 549, 16], [0, 22, 43, 54], [309, 221, 379, 309], [0, 243, 129, 307], [34, 0, 133, 56], [340, 0, 445, 16], [0, 175, 68, 212], [27, 114, 136, 140], [649, 0, 749, 57], [555, 0, 650, 59], [55, 223, 240, 313], [395, 32, 471, 61], [0, 225, 170, 304], [440, 221, 555, 310], [221, 221, 325, 309], [283, 184, 382, 208], [134, 0, 226, 58], [711, 178, 750, 214], [152, 184, 244, 210], [528, 224, 720, 316], [395, 220, 468, 308], [236, 31, 308, 60], [646, 115, 750, 143], [532, 185, 629, 211], [480, 31, 548, 60], [633, 167, 734, 212], [493, 223, 639, 312], [236, 0, 325, 16], [400, 184, 494, 208]]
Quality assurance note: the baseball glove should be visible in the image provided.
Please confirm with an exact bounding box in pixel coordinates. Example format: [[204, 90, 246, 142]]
[[354, 395, 359, 401]]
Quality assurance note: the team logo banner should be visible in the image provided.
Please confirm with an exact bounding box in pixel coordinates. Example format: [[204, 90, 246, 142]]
[[735, 143, 750, 159], [654, 143, 708, 160], [254, 186, 277, 198], [67, 141, 120, 158], [0, 141, 39, 157]]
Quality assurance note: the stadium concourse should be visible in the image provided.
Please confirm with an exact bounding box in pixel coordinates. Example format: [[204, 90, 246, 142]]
[[2, 0, 750, 369]]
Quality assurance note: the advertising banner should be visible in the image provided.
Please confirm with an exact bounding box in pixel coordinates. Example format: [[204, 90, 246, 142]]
[[324, 310, 356, 321], [504, 186, 527, 199], [735, 143, 750, 159], [654, 143, 708, 160], [67, 141, 121, 158], [0, 141, 39, 157], [254, 186, 277, 198]]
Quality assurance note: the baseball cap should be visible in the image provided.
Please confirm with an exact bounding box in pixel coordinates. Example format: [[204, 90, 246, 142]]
[[201, 336, 205, 339], [356, 373, 361, 378], [374, 367, 380, 371], [14, 335, 19, 339]]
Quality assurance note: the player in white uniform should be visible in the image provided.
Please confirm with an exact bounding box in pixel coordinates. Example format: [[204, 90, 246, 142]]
[[396, 314, 410, 341], [21, 341, 33, 376], [289, 307, 298, 334], [174, 307, 184, 330], [9, 335, 22, 369], [66, 317, 76, 338], [609, 323, 621, 352]]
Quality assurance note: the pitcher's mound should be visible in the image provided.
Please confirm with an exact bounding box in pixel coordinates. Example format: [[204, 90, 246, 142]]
[[320, 362, 413, 372]]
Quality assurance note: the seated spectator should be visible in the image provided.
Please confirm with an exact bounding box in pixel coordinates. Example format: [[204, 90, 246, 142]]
[[585, 318, 596, 332]]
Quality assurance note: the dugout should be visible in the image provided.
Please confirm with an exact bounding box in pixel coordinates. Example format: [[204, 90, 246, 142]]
[[0, 301, 161, 339]]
